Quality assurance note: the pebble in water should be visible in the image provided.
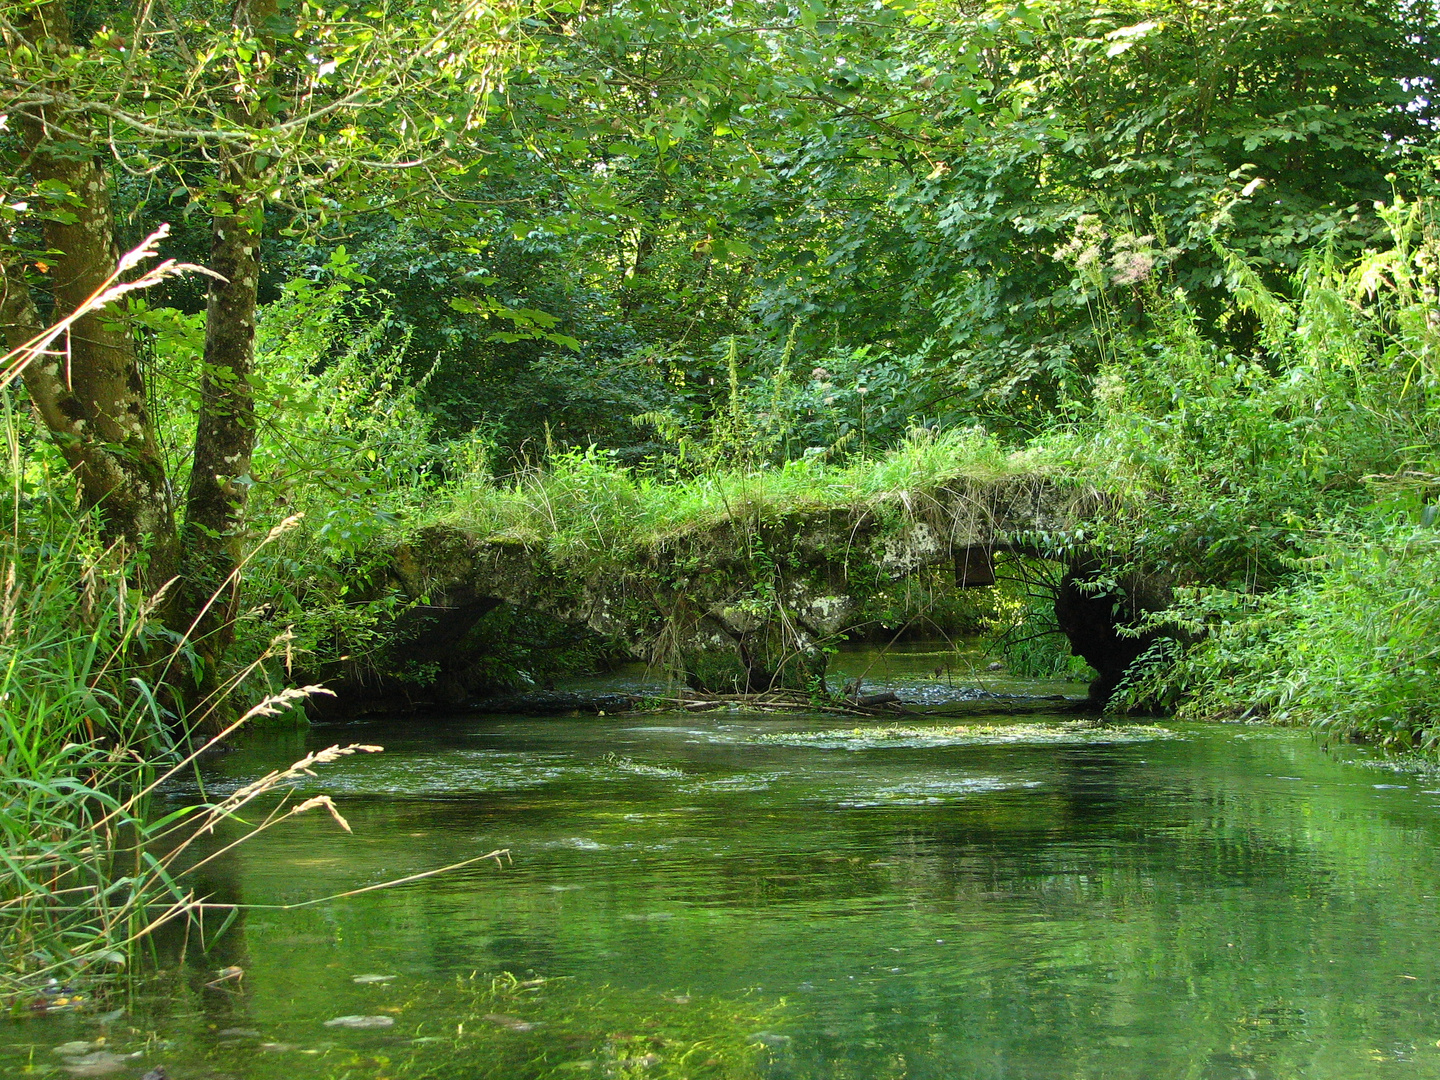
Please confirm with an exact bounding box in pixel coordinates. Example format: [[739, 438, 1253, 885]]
[[324, 1015, 395, 1029], [748, 1032, 792, 1047], [483, 1013, 540, 1032], [58, 1051, 140, 1077]]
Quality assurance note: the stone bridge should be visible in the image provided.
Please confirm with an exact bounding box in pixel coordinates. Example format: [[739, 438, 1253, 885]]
[[313, 475, 1165, 713]]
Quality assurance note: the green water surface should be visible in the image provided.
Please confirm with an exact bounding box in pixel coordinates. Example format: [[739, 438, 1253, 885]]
[[6, 653, 1440, 1079]]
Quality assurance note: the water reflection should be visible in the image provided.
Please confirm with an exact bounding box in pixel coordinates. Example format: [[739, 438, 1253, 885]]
[[7, 688, 1440, 1078], [149, 799, 256, 1033]]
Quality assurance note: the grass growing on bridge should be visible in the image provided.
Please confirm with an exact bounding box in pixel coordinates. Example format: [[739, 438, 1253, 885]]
[[439, 426, 1060, 562]]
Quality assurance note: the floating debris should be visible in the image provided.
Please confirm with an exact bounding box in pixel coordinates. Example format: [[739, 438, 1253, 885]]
[[204, 965, 244, 988], [29, 985, 86, 1013], [324, 1015, 395, 1029]]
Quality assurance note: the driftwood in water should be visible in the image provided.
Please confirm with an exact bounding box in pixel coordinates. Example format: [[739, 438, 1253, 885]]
[[466, 691, 643, 715]]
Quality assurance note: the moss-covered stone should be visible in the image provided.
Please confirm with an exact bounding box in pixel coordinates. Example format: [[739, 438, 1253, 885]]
[[315, 475, 1167, 713]]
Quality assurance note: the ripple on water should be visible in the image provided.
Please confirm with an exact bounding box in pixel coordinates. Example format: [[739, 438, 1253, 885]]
[[680, 772, 787, 794], [599, 754, 687, 778], [741, 722, 1178, 751], [170, 749, 701, 799], [307, 758, 574, 795], [826, 775, 1043, 808], [544, 837, 610, 850]]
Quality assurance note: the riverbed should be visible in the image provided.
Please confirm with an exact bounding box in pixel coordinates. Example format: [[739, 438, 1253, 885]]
[[6, 646, 1440, 1079]]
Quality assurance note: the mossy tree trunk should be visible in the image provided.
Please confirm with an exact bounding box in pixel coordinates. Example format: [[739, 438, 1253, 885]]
[[180, 0, 274, 685], [3, 0, 179, 588], [3, 0, 274, 720]]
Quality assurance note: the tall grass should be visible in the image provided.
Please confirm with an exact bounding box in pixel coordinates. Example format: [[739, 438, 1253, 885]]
[[0, 520, 163, 988], [1171, 519, 1440, 748], [0, 235, 379, 1000], [0, 483, 376, 997]]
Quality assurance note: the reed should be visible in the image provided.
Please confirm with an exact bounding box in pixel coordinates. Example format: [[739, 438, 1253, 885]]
[[0, 491, 371, 998], [0, 231, 364, 1001]]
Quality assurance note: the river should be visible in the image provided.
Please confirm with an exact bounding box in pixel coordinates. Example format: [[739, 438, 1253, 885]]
[[6, 645, 1440, 1079]]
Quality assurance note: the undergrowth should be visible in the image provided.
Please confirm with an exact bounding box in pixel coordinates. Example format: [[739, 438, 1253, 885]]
[[439, 425, 1059, 564], [1171, 518, 1440, 748], [1075, 198, 1440, 740]]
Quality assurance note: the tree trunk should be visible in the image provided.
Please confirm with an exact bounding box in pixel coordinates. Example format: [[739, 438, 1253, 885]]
[[6, 0, 179, 587], [178, 0, 273, 684], [179, 165, 262, 668]]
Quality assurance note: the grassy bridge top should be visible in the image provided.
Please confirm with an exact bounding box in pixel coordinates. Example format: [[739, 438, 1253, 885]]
[[425, 427, 1093, 568]]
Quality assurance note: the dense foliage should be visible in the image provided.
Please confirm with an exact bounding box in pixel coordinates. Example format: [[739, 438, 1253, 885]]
[[0, 0, 1435, 680], [2, 0, 1440, 991]]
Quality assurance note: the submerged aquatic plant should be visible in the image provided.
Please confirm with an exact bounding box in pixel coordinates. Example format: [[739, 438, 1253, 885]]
[[392, 972, 785, 1080]]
